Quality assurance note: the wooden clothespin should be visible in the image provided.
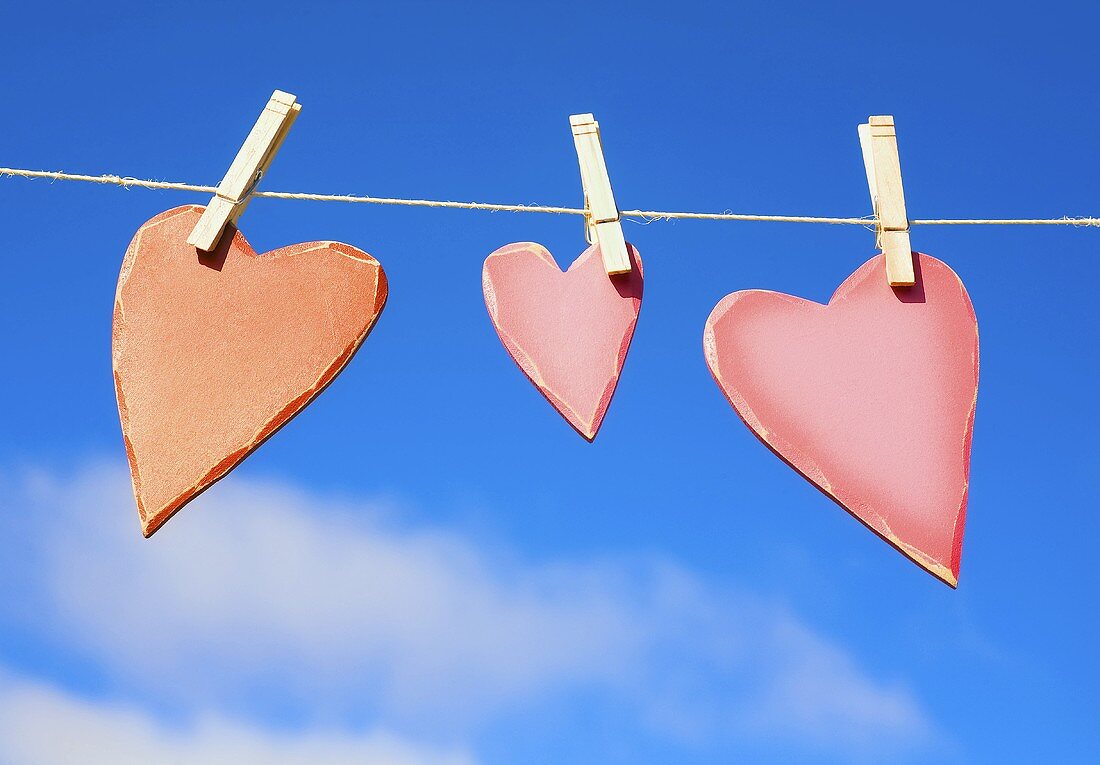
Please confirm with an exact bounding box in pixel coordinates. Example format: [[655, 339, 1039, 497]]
[[569, 113, 631, 275], [858, 115, 915, 286], [188, 90, 301, 251]]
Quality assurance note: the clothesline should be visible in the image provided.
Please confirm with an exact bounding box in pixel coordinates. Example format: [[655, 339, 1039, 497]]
[[4, 166, 1100, 227]]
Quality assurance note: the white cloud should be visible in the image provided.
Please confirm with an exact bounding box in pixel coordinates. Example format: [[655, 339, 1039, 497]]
[[0, 462, 935, 759], [741, 614, 936, 754], [6, 465, 643, 724], [0, 669, 475, 765]]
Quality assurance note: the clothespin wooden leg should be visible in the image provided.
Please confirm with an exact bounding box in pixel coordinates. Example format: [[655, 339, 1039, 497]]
[[858, 116, 915, 286], [569, 113, 631, 275], [188, 90, 301, 252]]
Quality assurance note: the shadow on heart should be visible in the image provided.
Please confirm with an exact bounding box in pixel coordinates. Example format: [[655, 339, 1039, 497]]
[[891, 252, 927, 304], [195, 225, 237, 272], [608, 245, 644, 299]]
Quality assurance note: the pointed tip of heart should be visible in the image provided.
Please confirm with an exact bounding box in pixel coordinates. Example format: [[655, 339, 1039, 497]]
[[558, 407, 602, 442], [917, 557, 959, 588], [561, 402, 606, 442], [139, 506, 172, 539], [929, 565, 959, 589], [892, 535, 959, 588]]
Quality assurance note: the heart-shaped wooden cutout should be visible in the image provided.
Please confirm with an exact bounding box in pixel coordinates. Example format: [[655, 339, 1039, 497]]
[[703, 253, 978, 586], [483, 242, 643, 441], [113, 205, 388, 537]]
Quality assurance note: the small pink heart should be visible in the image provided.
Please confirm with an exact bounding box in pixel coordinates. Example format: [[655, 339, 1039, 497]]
[[483, 242, 643, 441], [704, 253, 978, 586]]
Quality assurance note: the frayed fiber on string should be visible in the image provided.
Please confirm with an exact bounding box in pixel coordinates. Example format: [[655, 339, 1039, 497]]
[[3, 166, 1100, 227]]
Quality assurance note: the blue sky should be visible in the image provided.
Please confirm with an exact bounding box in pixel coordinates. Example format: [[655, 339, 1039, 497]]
[[0, 1, 1098, 763]]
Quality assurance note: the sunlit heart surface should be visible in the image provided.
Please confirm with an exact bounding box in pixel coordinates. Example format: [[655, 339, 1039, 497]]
[[113, 205, 388, 537], [483, 242, 643, 441], [703, 253, 978, 586]]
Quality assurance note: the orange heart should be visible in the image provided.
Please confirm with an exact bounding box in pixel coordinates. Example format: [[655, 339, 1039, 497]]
[[113, 205, 387, 536], [704, 254, 978, 586], [483, 242, 643, 441]]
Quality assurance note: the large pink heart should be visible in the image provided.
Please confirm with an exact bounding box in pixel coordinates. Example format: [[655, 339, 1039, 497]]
[[704, 253, 978, 586], [483, 242, 643, 440]]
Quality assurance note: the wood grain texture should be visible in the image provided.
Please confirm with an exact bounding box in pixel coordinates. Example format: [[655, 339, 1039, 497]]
[[858, 116, 915, 285], [188, 90, 301, 251], [114, 205, 387, 537], [569, 113, 631, 275], [483, 242, 643, 441], [704, 253, 978, 586]]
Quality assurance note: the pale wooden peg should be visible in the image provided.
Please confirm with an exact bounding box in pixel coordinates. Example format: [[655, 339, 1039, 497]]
[[569, 113, 632, 275], [858, 115, 915, 286], [188, 90, 302, 251]]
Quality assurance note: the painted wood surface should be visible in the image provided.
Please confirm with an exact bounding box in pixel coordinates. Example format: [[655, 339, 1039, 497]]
[[483, 242, 643, 441], [703, 253, 978, 586], [113, 205, 388, 536]]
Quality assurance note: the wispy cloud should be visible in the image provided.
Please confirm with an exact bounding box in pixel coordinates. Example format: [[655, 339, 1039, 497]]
[[0, 462, 936, 760], [0, 668, 475, 765]]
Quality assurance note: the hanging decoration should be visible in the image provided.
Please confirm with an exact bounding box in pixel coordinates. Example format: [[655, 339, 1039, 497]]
[[112, 93, 388, 536], [703, 118, 978, 586], [483, 241, 643, 440], [483, 114, 643, 440], [2, 94, 1055, 587]]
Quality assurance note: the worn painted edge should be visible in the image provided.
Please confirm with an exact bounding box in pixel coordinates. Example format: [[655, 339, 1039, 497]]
[[113, 205, 389, 537], [702, 252, 978, 587], [482, 242, 642, 441]]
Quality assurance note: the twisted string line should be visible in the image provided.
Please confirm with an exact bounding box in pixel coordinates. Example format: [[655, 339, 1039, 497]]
[[4, 167, 1100, 227]]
